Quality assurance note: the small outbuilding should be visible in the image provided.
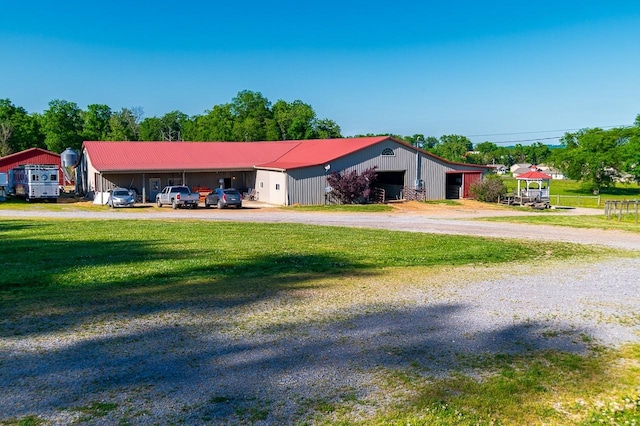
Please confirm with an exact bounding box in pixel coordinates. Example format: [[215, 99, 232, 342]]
[[516, 170, 552, 202], [0, 148, 63, 182]]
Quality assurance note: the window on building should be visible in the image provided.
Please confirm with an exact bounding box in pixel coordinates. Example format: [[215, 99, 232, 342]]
[[382, 148, 395, 156], [275, 183, 280, 190], [259, 181, 264, 188]]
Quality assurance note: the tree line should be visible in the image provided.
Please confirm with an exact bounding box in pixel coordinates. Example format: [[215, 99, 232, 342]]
[[0, 90, 342, 155], [361, 115, 640, 190], [1, 91, 638, 191]]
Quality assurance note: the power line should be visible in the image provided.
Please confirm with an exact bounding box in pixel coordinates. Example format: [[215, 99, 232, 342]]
[[470, 123, 634, 145], [467, 124, 630, 138], [487, 136, 562, 145]]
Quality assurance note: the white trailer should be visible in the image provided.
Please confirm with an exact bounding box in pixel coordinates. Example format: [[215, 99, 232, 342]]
[[0, 172, 7, 201], [11, 164, 60, 202]]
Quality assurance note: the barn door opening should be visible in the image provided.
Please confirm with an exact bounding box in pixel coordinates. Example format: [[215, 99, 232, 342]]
[[373, 171, 405, 201], [446, 173, 462, 199]]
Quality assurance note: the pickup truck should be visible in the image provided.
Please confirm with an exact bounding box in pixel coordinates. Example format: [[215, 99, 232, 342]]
[[155, 186, 200, 209]]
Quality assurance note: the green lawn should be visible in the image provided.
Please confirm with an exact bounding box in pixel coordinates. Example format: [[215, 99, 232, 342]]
[[501, 177, 640, 208], [1, 218, 637, 425], [501, 177, 640, 197], [479, 214, 640, 233], [0, 218, 603, 294]]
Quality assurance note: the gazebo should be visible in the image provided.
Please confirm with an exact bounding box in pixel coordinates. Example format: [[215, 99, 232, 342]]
[[516, 170, 552, 202]]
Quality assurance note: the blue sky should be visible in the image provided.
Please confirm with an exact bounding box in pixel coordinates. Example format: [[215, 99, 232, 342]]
[[1, 0, 639, 145]]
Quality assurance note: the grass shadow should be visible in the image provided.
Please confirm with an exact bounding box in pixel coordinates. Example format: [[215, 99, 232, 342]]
[[0, 301, 619, 424]]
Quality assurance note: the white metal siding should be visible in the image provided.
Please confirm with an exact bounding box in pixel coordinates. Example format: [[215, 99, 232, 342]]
[[255, 169, 287, 205]]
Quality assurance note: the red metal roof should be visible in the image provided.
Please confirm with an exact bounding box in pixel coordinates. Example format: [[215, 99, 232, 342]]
[[83, 137, 493, 173], [516, 170, 552, 180], [83, 141, 300, 172], [83, 138, 391, 172], [257, 137, 389, 170], [0, 148, 61, 175]]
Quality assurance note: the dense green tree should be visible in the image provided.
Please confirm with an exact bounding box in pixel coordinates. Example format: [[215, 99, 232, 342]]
[[552, 127, 628, 191], [107, 107, 142, 141], [311, 118, 341, 139], [621, 115, 640, 182], [423, 136, 439, 150], [41, 99, 84, 152], [622, 136, 640, 183], [82, 104, 112, 141], [430, 134, 473, 162], [511, 143, 528, 164], [403, 134, 422, 148], [139, 111, 188, 141], [525, 142, 552, 165], [470, 141, 501, 165], [494, 146, 514, 167], [463, 152, 484, 165], [402, 134, 434, 149], [353, 132, 404, 140], [475, 141, 499, 154], [161, 110, 188, 141], [0, 91, 343, 148], [272, 99, 316, 140], [0, 99, 44, 155], [0, 101, 15, 156], [230, 90, 273, 141], [107, 113, 133, 141], [138, 117, 163, 141], [188, 104, 235, 141]]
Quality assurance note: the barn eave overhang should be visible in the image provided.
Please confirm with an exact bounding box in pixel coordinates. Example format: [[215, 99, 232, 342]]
[[445, 170, 484, 174], [96, 167, 256, 174], [254, 166, 287, 172]]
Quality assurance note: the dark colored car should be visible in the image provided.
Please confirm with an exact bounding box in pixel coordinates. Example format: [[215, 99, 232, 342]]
[[107, 188, 136, 208], [205, 188, 242, 209]]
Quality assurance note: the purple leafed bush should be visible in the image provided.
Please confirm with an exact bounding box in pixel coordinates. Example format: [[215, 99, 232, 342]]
[[326, 167, 377, 204]]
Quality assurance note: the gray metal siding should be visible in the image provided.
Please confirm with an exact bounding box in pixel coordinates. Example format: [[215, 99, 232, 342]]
[[422, 156, 452, 200], [287, 168, 326, 205], [286, 140, 467, 204]]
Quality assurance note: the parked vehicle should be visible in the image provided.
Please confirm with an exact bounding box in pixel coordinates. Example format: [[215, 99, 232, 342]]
[[205, 188, 242, 209], [156, 185, 200, 209], [10, 164, 60, 202], [107, 188, 136, 208]]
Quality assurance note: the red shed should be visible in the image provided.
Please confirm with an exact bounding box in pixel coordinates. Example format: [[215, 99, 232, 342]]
[[0, 148, 63, 182]]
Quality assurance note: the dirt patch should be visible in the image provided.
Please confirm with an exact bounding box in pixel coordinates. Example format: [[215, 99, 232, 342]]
[[391, 199, 507, 211], [389, 199, 514, 215]]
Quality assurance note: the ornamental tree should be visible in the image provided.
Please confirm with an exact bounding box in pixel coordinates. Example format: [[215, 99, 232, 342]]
[[326, 167, 377, 204]]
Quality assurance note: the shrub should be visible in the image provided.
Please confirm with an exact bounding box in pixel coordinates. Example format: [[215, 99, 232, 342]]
[[470, 174, 507, 202], [326, 167, 377, 204]]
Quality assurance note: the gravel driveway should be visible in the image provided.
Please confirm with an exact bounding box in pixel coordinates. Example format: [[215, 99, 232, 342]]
[[1, 202, 639, 250], [1, 204, 639, 424]]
